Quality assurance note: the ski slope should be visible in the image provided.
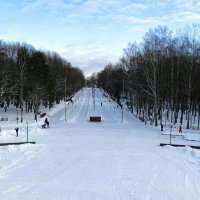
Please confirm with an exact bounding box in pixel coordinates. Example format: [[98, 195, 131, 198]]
[[1, 88, 200, 200]]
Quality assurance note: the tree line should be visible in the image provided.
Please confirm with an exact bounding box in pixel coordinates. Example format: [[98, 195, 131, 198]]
[[0, 40, 85, 122], [94, 25, 200, 129]]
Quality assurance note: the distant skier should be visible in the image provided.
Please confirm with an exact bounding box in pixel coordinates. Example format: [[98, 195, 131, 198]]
[[161, 123, 163, 132], [15, 127, 19, 137], [101, 102, 102, 106], [179, 125, 182, 133], [45, 117, 50, 128]]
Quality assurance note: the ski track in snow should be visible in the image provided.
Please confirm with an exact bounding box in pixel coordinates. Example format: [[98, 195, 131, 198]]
[[144, 165, 158, 200], [1, 87, 200, 200]]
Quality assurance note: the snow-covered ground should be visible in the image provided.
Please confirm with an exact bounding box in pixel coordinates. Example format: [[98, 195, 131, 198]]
[[163, 130, 200, 142], [1, 88, 200, 200]]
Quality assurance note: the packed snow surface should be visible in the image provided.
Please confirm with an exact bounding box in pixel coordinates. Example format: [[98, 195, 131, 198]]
[[1, 88, 200, 200]]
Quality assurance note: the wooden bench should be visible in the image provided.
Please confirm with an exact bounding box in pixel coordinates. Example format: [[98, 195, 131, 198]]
[[90, 116, 101, 122], [160, 143, 200, 149], [0, 142, 36, 146], [0, 118, 8, 121]]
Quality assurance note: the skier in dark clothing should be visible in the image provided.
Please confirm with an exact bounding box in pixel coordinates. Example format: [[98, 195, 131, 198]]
[[161, 123, 163, 132], [179, 125, 182, 133], [15, 127, 19, 137], [44, 117, 50, 128]]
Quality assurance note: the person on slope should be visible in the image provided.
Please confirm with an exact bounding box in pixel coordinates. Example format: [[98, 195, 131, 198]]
[[44, 117, 50, 128]]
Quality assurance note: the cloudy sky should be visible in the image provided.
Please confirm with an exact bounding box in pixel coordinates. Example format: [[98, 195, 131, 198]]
[[0, 0, 200, 76]]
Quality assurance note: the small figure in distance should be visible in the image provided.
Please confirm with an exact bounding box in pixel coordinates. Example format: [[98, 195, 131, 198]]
[[101, 102, 102, 106], [15, 127, 19, 137], [44, 117, 50, 128], [160, 123, 163, 132], [179, 125, 182, 133]]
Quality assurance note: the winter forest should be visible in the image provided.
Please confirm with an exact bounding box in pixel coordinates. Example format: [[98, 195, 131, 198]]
[[89, 25, 200, 130], [1, 25, 200, 130], [0, 40, 85, 122]]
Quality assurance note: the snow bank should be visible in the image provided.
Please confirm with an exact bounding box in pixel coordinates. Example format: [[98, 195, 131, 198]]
[[0, 143, 45, 180]]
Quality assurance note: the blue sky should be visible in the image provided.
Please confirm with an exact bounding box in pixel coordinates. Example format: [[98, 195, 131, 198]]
[[0, 0, 200, 76]]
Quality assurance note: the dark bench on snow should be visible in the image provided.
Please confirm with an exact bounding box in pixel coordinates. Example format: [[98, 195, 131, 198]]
[[0, 118, 8, 121], [90, 116, 101, 122], [40, 113, 46, 118], [0, 142, 36, 146], [160, 143, 200, 150]]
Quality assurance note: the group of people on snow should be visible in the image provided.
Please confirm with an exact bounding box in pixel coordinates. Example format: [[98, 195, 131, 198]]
[[15, 117, 50, 137]]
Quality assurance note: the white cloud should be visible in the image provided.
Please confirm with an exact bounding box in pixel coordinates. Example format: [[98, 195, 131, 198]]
[[21, 0, 46, 12], [126, 16, 162, 25], [60, 39, 122, 76], [21, 0, 74, 13], [175, 0, 200, 11], [20, 0, 200, 24], [185, 14, 200, 21], [120, 2, 148, 12], [67, 52, 120, 77], [16, 0, 200, 76]]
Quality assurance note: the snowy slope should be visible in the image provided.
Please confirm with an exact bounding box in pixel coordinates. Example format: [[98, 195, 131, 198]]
[[1, 88, 200, 200]]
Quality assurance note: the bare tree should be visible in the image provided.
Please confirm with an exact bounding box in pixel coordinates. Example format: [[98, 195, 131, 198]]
[[16, 45, 30, 122], [0, 41, 16, 104]]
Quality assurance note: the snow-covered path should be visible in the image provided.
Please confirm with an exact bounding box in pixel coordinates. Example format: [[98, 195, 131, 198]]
[[1, 88, 200, 200]]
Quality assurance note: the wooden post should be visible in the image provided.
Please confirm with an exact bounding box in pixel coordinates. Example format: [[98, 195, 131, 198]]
[[26, 121, 29, 143]]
